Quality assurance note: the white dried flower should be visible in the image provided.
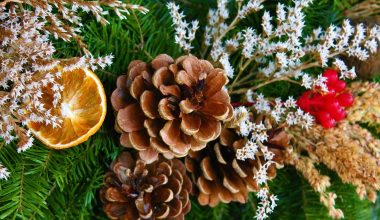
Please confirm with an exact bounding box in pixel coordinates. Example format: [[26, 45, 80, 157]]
[[238, 0, 265, 18], [234, 106, 250, 136], [246, 89, 254, 103], [262, 11, 273, 36], [255, 161, 272, 184], [217, 0, 229, 19], [276, 52, 288, 68], [254, 93, 271, 113], [255, 188, 278, 220], [167, 2, 199, 53], [0, 164, 10, 180], [285, 96, 297, 108], [219, 53, 234, 78], [242, 28, 257, 58], [313, 74, 328, 92]]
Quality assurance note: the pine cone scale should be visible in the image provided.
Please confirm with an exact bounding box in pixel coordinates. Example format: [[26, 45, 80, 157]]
[[111, 88, 133, 111], [200, 156, 217, 181], [160, 84, 181, 97], [152, 67, 174, 88], [155, 204, 170, 219], [130, 75, 147, 99], [153, 187, 174, 203], [144, 119, 162, 138], [139, 148, 159, 164], [140, 91, 160, 119], [151, 54, 174, 70], [117, 103, 145, 132], [201, 100, 230, 120], [128, 62, 148, 83], [104, 202, 136, 220], [158, 98, 177, 120], [178, 99, 198, 114], [203, 69, 228, 98], [160, 120, 189, 152], [180, 113, 201, 135], [129, 130, 150, 150], [167, 178, 182, 196], [105, 187, 128, 202]]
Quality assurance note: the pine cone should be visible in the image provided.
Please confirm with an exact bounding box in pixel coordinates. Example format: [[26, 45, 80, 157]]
[[100, 152, 192, 220], [111, 54, 233, 163], [185, 127, 289, 207]]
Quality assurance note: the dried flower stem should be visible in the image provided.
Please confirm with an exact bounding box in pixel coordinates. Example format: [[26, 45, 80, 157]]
[[345, 0, 380, 19], [213, 1, 243, 44], [290, 122, 380, 204], [230, 77, 301, 94], [0, 0, 21, 6]]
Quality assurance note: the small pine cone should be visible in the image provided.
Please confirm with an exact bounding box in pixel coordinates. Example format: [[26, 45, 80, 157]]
[[100, 152, 192, 220], [111, 54, 233, 163], [185, 127, 290, 207]]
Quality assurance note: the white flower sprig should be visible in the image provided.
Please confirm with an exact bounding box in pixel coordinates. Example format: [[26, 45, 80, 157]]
[[167, 2, 199, 53], [255, 188, 279, 220], [167, 0, 380, 93], [231, 92, 313, 219], [248, 93, 314, 128], [0, 163, 10, 180]]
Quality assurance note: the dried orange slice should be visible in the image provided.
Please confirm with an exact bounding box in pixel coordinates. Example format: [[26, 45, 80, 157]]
[[28, 67, 107, 149]]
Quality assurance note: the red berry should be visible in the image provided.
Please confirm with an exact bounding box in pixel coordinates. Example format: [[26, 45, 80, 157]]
[[328, 80, 346, 93], [310, 92, 324, 102], [297, 72, 353, 129], [337, 93, 354, 107], [326, 86, 336, 95], [321, 118, 336, 128], [297, 91, 314, 112], [322, 93, 336, 101], [324, 99, 340, 112], [297, 97, 308, 111], [316, 111, 336, 128], [330, 106, 346, 121], [323, 69, 339, 83]]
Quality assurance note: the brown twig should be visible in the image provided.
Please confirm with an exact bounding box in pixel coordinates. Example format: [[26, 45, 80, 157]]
[[0, 0, 22, 7]]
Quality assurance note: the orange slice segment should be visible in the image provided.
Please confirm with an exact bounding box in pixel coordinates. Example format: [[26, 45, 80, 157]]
[[28, 67, 107, 149]]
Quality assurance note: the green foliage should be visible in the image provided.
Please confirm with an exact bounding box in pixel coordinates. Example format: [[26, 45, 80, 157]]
[[271, 167, 374, 220], [0, 128, 118, 219], [0, 0, 379, 219]]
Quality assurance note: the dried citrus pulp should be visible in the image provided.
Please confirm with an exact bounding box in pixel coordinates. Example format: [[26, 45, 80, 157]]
[[28, 68, 107, 149]]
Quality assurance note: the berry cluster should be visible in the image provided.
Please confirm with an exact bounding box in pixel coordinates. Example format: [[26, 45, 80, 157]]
[[297, 69, 354, 128]]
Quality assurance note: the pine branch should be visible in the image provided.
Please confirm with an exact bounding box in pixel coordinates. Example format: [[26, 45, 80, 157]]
[[0, 142, 52, 219]]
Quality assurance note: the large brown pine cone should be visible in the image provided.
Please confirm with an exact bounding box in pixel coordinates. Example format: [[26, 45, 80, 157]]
[[111, 54, 233, 163], [185, 127, 289, 207], [100, 152, 192, 220]]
